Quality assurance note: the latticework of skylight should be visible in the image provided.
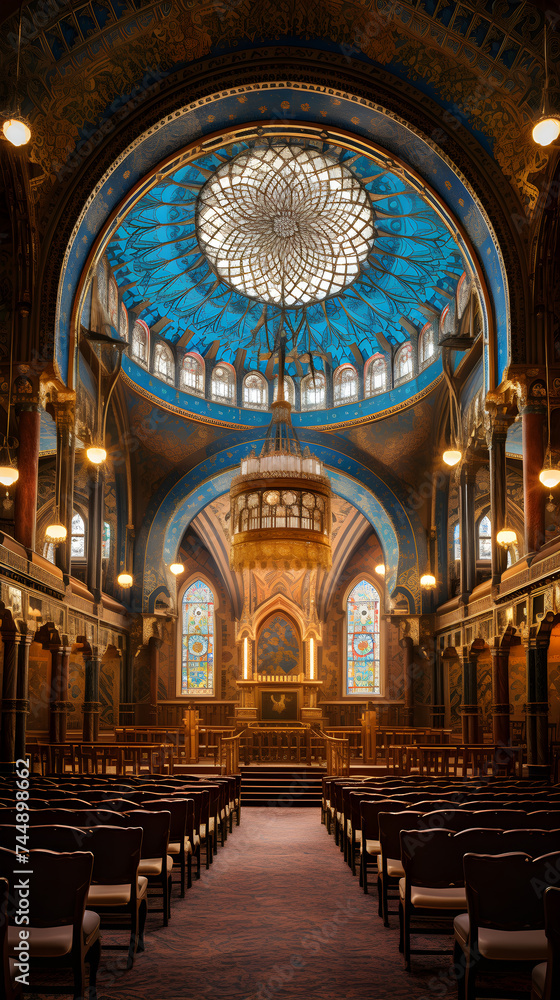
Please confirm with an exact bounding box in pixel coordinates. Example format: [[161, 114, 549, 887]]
[[106, 138, 465, 372]]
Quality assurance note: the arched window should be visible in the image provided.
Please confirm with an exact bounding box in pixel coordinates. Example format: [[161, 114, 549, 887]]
[[108, 277, 119, 330], [453, 522, 460, 561], [180, 581, 215, 696], [102, 522, 111, 560], [456, 272, 470, 318], [273, 375, 296, 407], [333, 365, 358, 405], [419, 323, 435, 366], [119, 302, 128, 342], [154, 341, 175, 383], [43, 541, 55, 564], [211, 364, 235, 403], [71, 513, 86, 559], [181, 354, 204, 396], [301, 371, 326, 410], [131, 320, 149, 366], [477, 515, 491, 560], [364, 356, 386, 396], [243, 372, 267, 410], [346, 579, 381, 696], [394, 343, 413, 382]]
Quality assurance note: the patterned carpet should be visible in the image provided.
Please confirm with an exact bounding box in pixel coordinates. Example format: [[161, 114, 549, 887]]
[[79, 808, 529, 1000]]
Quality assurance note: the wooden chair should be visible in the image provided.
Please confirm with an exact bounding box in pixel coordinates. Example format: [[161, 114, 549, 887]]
[[532, 886, 560, 1000], [378, 811, 422, 927], [126, 810, 172, 926], [30, 825, 147, 970], [0, 877, 21, 1000], [455, 851, 558, 1000], [360, 799, 406, 894], [0, 847, 100, 1000], [142, 799, 190, 897]]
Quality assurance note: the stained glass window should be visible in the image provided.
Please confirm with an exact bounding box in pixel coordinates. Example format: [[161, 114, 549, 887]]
[[333, 365, 358, 405], [71, 513, 85, 559], [394, 343, 413, 382], [211, 364, 235, 403], [181, 354, 204, 396], [419, 323, 435, 365], [108, 278, 119, 330], [96, 257, 108, 311], [243, 372, 267, 409], [181, 581, 215, 696], [478, 515, 491, 560], [453, 522, 460, 561], [102, 522, 110, 560], [119, 302, 128, 342], [365, 356, 386, 395], [131, 320, 149, 365], [301, 371, 325, 410], [346, 579, 381, 696], [154, 342, 174, 383]]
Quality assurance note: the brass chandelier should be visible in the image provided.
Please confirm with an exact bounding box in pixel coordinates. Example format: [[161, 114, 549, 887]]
[[229, 353, 332, 572]]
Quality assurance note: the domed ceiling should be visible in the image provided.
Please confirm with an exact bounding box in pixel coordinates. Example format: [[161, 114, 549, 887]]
[[105, 134, 466, 374]]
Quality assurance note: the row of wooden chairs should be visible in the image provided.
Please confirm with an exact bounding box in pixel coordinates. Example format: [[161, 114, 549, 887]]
[[321, 775, 560, 996], [0, 771, 242, 998]]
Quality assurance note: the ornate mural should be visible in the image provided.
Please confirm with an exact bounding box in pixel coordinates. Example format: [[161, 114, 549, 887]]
[[257, 614, 300, 675]]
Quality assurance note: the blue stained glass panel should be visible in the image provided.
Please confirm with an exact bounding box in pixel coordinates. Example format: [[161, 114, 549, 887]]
[[181, 581, 214, 696], [346, 580, 381, 695]]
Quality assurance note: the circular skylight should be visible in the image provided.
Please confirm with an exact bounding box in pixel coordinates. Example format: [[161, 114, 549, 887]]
[[196, 145, 375, 307]]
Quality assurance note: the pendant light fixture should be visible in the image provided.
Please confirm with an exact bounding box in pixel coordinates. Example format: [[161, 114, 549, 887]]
[[86, 444, 107, 465], [539, 308, 560, 488], [441, 350, 462, 467], [374, 563, 385, 576], [1, 3, 31, 147], [420, 573, 437, 589], [45, 421, 68, 543], [496, 527, 517, 547], [169, 562, 185, 576], [532, 24, 560, 147], [117, 524, 133, 588]]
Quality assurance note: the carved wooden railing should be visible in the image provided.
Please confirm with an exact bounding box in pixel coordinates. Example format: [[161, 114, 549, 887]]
[[27, 741, 175, 776], [321, 730, 350, 776], [386, 743, 524, 778], [219, 729, 247, 775]]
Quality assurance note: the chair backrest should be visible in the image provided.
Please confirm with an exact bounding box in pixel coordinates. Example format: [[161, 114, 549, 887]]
[[29, 825, 143, 885], [500, 829, 560, 856], [466, 809, 528, 828], [419, 810, 470, 831], [400, 829, 464, 886], [528, 812, 560, 830], [378, 810, 423, 861], [360, 799, 406, 839], [125, 810, 170, 859], [142, 799, 187, 842], [542, 887, 560, 1000], [464, 851, 560, 931], [29, 808, 127, 827], [0, 847, 93, 927]]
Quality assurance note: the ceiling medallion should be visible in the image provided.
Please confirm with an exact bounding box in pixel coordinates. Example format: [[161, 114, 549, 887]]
[[196, 144, 375, 307]]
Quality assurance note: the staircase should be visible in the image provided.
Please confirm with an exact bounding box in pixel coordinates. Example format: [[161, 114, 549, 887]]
[[239, 765, 325, 807]]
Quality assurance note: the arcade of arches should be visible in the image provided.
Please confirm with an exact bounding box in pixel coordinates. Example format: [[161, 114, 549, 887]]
[[1, 1, 560, 996]]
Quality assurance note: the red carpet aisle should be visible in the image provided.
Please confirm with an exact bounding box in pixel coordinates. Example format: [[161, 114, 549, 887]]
[[95, 808, 452, 1000]]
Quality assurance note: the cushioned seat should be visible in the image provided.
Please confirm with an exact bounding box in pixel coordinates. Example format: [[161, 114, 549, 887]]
[[365, 839, 381, 855], [87, 876, 148, 907], [532, 962, 547, 998], [386, 857, 404, 877], [138, 854, 173, 876], [454, 913, 547, 961], [168, 837, 193, 855], [400, 880, 467, 909], [8, 910, 100, 960]]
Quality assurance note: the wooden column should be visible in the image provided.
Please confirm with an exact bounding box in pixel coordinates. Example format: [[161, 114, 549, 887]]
[[148, 635, 162, 726], [432, 648, 445, 729], [459, 461, 476, 599], [525, 630, 550, 778], [460, 640, 484, 744], [490, 629, 514, 747], [522, 404, 546, 554], [0, 603, 20, 772], [487, 414, 509, 584], [54, 400, 76, 581], [36, 623, 71, 744], [14, 623, 32, 762], [400, 636, 415, 727], [14, 403, 40, 550], [83, 645, 102, 742], [86, 466, 104, 601]]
